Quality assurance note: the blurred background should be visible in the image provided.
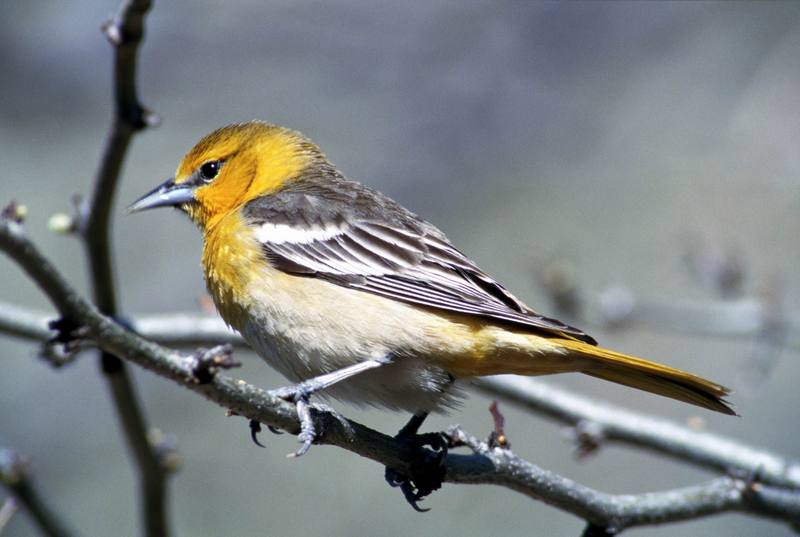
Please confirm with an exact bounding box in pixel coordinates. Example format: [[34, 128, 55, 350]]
[[2, 1, 800, 535]]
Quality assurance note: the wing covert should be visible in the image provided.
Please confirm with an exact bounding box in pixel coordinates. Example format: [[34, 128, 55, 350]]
[[244, 186, 596, 344]]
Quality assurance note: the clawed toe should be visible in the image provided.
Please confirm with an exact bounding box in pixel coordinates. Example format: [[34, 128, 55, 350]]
[[269, 384, 307, 402], [384, 414, 447, 511], [288, 396, 315, 458], [249, 420, 267, 448], [245, 383, 316, 453], [268, 386, 317, 457], [385, 467, 430, 512], [258, 362, 388, 457], [248, 419, 287, 448]]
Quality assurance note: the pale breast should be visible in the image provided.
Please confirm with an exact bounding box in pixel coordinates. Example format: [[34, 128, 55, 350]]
[[238, 268, 469, 412]]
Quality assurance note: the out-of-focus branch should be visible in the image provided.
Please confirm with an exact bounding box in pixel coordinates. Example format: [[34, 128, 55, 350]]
[[3, 219, 800, 533], [0, 302, 52, 342], [475, 377, 800, 489], [538, 257, 795, 408], [0, 498, 18, 534], [69, 1, 168, 536], [4, 302, 800, 490], [594, 293, 797, 349], [538, 257, 799, 354], [0, 449, 77, 537], [0, 303, 241, 348], [126, 313, 244, 347]]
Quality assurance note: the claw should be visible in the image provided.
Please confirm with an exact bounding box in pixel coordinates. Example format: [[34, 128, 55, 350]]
[[269, 387, 317, 457], [383, 413, 447, 511], [270, 360, 387, 457], [400, 482, 430, 513], [266, 361, 388, 458], [247, 419, 284, 447], [249, 420, 266, 448], [384, 467, 431, 512], [287, 396, 315, 458]]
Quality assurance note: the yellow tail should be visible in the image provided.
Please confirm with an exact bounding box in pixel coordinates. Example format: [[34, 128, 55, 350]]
[[555, 339, 736, 415]]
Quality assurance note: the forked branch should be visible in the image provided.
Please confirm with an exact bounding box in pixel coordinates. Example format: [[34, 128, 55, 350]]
[[2, 214, 800, 534]]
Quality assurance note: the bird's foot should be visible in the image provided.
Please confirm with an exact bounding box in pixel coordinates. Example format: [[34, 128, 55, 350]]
[[384, 413, 447, 512], [250, 361, 387, 454], [269, 384, 317, 458]]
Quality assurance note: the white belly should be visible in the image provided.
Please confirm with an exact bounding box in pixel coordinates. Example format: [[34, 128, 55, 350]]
[[235, 271, 468, 413]]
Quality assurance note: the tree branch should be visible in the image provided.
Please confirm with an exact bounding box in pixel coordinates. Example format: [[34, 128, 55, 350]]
[[85, 0, 156, 314], [537, 260, 800, 353], [0, 303, 242, 348], [73, 1, 167, 535], [3, 215, 800, 533], [475, 376, 800, 490], [446, 428, 800, 532], [4, 301, 800, 491], [0, 301, 52, 342], [0, 448, 77, 537]]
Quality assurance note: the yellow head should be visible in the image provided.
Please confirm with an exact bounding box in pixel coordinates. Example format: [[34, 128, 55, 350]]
[[129, 121, 323, 228]]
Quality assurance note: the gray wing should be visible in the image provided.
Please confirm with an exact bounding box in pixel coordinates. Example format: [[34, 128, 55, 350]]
[[243, 183, 596, 344]]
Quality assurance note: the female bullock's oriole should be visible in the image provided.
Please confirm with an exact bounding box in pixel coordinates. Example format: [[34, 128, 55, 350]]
[[131, 121, 734, 456]]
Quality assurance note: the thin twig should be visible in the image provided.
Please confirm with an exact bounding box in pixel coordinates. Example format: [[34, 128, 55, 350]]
[[0, 302, 52, 342], [2, 214, 800, 533], [0, 497, 18, 534], [0, 303, 242, 347], [0, 449, 77, 537], [538, 265, 800, 352], [591, 294, 799, 352], [78, 1, 167, 536]]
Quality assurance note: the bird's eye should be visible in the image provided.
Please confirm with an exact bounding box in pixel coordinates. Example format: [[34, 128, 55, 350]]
[[199, 160, 222, 182]]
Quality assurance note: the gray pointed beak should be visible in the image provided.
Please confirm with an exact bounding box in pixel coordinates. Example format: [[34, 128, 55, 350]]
[[128, 178, 196, 213]]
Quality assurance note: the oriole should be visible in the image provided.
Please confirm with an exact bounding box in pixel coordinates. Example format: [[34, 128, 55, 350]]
[[130, 121, 734, 457]]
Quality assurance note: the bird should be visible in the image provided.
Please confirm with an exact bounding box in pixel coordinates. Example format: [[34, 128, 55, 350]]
[[130, 121, 734, 462]]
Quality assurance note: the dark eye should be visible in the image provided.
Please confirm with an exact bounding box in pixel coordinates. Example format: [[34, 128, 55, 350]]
[[199, 160, 222, 182]]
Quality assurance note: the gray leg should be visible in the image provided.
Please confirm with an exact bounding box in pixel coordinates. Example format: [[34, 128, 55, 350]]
[[270, 359, 386, 457], [271, 359, 385, 401]]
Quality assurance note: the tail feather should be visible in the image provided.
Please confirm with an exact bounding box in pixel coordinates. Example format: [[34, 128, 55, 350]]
[[555, 339, 736, 415]]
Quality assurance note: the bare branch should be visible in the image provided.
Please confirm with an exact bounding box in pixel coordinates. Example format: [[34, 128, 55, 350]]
[[0, 303, 242, 348], [85, 0, 156, 313], [4, 301, 800, 491], [537, 259, 800, 352], [69, 0, 167, 535], [0, 302, 52, 342], [447, 427, 800, 532], [0, 449, 77, 537], [3, 213, 800, 533], [592, 293, 798, 352], [0, 497, 18, 534], [475, 376, 800, 490]]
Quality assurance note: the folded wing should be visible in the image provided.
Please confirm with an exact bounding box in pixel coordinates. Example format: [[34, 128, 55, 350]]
[[244, 185, 596, 344]]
